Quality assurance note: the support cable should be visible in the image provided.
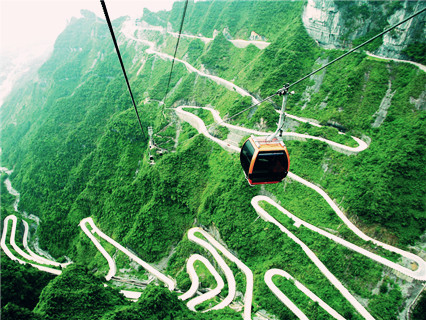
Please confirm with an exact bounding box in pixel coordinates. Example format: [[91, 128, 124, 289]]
[[222, 6, 426, 125], [279, 5, 426, 94], [164, 0, 189, 101], [100, 0, 145, 137]]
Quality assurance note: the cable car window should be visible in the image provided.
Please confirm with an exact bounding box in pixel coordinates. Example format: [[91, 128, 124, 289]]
[[240, 140, 255, 175], [251, 151, 288, 183]]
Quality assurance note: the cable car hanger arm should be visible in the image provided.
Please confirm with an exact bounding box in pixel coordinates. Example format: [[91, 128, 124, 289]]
[[164, 0, 189, 101], [268, 84, 294, 141]]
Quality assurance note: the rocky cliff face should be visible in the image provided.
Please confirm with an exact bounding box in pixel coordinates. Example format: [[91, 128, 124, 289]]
[[302, 0, 342, 49], [375, 1, 425, 59], [302, 0, 425, 60]]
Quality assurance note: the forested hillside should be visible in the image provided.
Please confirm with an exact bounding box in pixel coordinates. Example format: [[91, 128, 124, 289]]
[[1, 1, 425, 319]]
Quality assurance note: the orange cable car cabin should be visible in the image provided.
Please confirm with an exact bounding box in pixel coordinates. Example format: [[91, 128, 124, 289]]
[[240, 136, 290, 185]]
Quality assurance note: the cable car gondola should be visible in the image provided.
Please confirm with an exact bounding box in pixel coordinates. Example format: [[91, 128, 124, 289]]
[[240, 136, 289, 185], [240, 85, 291, 186], [237, 8, 426, 185]]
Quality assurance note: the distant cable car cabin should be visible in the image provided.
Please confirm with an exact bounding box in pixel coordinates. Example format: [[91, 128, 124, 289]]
[[240, 136, 289, 185]]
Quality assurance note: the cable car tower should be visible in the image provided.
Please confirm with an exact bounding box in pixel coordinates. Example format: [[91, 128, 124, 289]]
[[148, 126, 155, 165]]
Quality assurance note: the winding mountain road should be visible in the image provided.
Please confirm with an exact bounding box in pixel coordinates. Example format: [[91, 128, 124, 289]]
[[179, 254, 225, 311], [366, 51, 426, 72], [80, 217, 176, 291], [129, 19, 271, 50], [265, 269, 345, 320], [22, 219, 70, 268], [176, 106, 368, 155], [185, 228, 237, 310], [2, 16, 425, 320], [1, 215, 62, 275], [122, 21, 425, 318], [174, 104, 425, 319], [1, 167, 68, 272], [122, 23, 425, 316], [187, 227, 254, 319], [121, 21, 260, 105], [80, 218, 117, 281], [281, 176, 426, 281], [173, 104, 425, 318], [253, 198, 375, 320]]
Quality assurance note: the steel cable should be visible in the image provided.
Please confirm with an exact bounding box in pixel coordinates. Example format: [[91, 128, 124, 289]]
[[100, 0, 145, 137]]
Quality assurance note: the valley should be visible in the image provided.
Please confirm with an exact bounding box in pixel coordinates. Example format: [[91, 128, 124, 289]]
[[1, 1, 425, 319]]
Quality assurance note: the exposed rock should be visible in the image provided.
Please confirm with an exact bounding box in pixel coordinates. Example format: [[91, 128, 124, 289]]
[[375, 1, 426, 59], [326, 120, 346, 132], [249, 31, 266, 41], [410, 88, 426, 110], [319, 100, 328, 110], [166, 22, 173, 32], [151, 246, 176, 271], [302, 0, 426, 60], [224, 131, 244, 147], [372, 80, 396, 128], [222, 27, 233, 40], [362, 134, 372, 146], [281, 117, 300, 132], [301, 57, 329, 109], [302, 0, 342, 49]]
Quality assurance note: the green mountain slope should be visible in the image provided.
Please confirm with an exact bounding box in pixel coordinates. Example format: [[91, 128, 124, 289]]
[[1, 1, 425, 319]]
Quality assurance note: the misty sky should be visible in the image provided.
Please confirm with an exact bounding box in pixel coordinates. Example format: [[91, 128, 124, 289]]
[[0, 0, 179, 56]]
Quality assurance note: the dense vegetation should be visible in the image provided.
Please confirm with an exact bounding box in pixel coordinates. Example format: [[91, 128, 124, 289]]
[[1, 1, 424, 319], [0, 252, 55, 317], [33, 264, 128, 319], [1, 263, 240, 320]]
